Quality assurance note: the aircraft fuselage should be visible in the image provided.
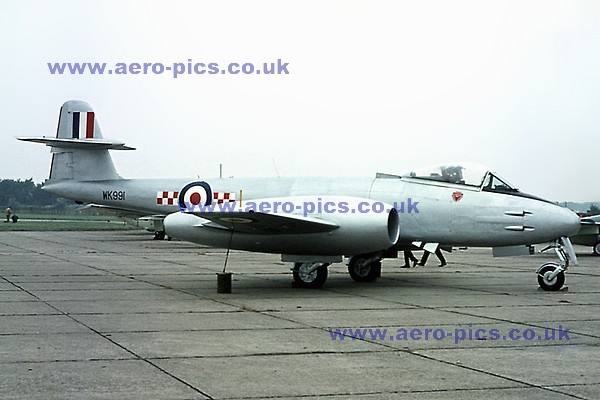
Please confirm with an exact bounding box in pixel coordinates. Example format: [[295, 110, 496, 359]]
[[43, 175, 579, 253]]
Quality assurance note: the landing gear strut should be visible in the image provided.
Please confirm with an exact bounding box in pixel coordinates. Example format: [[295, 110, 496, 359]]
[[537, 237, 577, 291]]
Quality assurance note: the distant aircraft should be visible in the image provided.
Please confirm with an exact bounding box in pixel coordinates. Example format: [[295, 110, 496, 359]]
[[570, 215, 600, 255], [19, 100, 581, 291]]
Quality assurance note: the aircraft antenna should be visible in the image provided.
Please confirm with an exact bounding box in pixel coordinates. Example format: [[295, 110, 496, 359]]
[[272, 158, 280, 178]]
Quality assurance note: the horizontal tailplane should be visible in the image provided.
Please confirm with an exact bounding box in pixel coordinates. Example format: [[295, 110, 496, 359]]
[[18, 100, 133, 181]]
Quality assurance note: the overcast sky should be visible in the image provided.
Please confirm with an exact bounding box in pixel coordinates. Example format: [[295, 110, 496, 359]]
[[1, 1, 599, 202]]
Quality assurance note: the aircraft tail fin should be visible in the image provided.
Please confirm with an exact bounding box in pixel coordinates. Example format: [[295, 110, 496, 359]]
[[18, 100, 134, 182]]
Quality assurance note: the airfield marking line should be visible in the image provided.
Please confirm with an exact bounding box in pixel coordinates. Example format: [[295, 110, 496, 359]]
[[187, 386, 584, 400], [401, 351, 589, 400]]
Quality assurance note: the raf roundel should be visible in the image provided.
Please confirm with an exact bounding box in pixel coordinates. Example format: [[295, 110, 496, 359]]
[[178, 181, 213, 212]]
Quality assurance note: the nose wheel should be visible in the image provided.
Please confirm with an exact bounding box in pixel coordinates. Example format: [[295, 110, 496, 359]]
[[537, 237, 576, 291], [537, 263, 565, 291]]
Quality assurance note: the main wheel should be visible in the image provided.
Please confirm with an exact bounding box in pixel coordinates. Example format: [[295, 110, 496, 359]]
[[348, 256, 381, 282], [537, 263, 565, 291], [593, 241, 600, 256], [292, 262, 329, 288]]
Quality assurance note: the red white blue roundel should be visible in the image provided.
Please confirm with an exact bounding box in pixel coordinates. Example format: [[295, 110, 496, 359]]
[[178, 181, 212, 212]]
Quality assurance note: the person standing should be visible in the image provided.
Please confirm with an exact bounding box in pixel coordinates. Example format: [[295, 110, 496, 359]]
[[5, 207, 11, 223], [417, 248, 447, 267], [400, 250, 419, 268]]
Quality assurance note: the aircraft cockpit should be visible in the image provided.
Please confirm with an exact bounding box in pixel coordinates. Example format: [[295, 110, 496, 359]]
[[481, 172, 518, 193], [401, 163, 519, 192]]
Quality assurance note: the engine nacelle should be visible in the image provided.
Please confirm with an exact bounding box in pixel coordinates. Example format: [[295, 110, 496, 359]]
[[164, 196, 399, 256]]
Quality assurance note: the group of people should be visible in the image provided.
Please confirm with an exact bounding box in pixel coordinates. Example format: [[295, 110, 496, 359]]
[[401, 248, 447, 268]]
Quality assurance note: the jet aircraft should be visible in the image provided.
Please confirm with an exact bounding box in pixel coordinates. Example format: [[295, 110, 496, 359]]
[[19, 101, 581, 291], [570, 215, 600, 255]]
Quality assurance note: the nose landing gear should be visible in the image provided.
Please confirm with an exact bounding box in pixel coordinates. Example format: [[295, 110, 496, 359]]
[[537, 263, 565, 291], [537, 237, 577, 291]]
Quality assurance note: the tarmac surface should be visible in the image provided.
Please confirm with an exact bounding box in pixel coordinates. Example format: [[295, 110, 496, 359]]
[[0, 230, 599, 399]]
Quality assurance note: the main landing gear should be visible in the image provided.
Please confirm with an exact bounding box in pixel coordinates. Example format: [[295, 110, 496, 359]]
[[347, 254, 382, 282], [537, 237, 577, 291], [292, 262, 330, 288], [291, 253, 384, 289], [153, 231, 171, 240], [594, 240, 600, 256]]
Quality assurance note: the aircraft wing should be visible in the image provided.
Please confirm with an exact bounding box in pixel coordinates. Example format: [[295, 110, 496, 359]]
[[188, 211, 339, 235], [580, 214, 600, 225]]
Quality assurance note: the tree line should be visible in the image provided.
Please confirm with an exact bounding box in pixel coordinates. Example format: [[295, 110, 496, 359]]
[[0, 179, 71, 211]]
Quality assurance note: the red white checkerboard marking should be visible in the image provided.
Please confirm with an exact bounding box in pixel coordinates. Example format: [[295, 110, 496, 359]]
[[213, 192, 236, 203], [156, 191, 179, 205]]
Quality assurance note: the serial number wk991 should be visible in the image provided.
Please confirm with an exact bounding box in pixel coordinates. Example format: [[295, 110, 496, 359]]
[[102, 190, 126, 201]]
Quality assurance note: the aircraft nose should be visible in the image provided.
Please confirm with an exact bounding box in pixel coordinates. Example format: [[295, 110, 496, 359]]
[[555, 205, 581, 237], [528, 202, 581, 242]]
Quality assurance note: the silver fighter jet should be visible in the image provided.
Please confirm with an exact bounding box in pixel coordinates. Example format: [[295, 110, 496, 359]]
[[570, 214, 600, 255], [19, 100, 581, 291]]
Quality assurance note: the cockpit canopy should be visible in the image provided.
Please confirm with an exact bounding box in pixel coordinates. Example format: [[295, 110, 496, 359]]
[[401, 162, 518, 192]]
